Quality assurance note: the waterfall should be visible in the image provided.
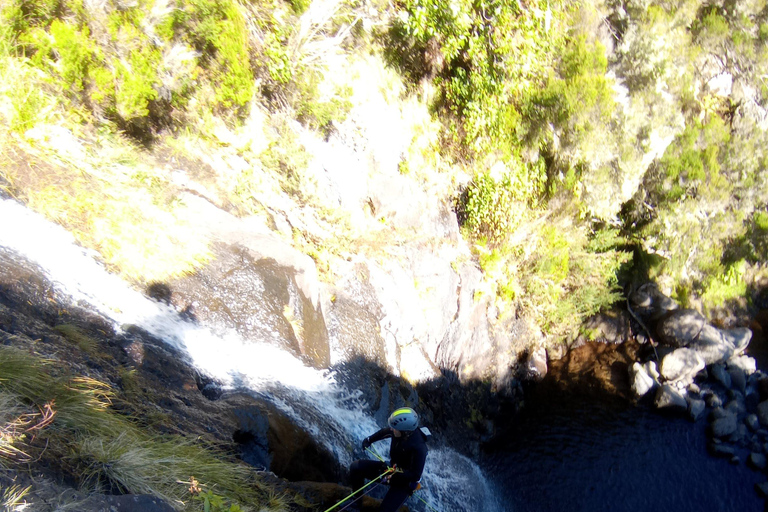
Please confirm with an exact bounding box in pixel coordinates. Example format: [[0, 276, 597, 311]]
[[0, 198, 502, 512]]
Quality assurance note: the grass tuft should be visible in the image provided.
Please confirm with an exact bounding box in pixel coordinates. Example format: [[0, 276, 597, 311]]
[[0, 346, 291, 511]]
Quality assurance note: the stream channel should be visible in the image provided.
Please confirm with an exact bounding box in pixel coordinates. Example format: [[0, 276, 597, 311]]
[[1, 197, 765, 512]]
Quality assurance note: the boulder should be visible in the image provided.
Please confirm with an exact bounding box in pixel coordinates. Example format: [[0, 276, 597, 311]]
[[689, 324, 733, 365], [659, 348, 705, 385], [704, 392, 723, 408], [729, 423, 748, 444], [758, 400, 768, 426], [657, 309, 705, 347], [709, 443, 736, 458], [746, 414, 760, 432], [655, 384, 688, 411], [728, 355, 757, 376], [749, 452, 768, 471], [711, 412, 738, 438], [721, 327, 752, 354], [523, 346, 548, 381], [629, 362, 656, 398], [756, 482, 768, 498], [629, 283, 678, 320], [710, 364, 732, 389], [728, 367, 747, 394], [644, 360, 661, 381], [687, 398, 706, 421], [725, 399, 747, 417]]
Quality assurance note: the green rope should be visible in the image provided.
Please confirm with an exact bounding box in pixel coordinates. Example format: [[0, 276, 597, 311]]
[[322, 467, 394, 512], [365, 446, 386, 463]]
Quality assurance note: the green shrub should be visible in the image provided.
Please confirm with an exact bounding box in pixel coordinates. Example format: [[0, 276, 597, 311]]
[[524, 35, 613, 146], [288, 0, 310, 15], [179, 0, 254, 109], [459, 158, 545, 246], [115, 47, 161, 121], [392, 0, 560, 155]]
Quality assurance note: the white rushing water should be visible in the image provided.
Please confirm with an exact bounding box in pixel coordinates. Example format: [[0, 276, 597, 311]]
[[0, 198, 501, 512]]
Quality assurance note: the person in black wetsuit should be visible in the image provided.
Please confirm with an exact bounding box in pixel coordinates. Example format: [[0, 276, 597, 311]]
[[349, 407, 428, 512]]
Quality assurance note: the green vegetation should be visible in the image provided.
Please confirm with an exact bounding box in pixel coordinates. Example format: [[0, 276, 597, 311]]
[[0, 0, 765, 349], [0, 345, 288, 511]]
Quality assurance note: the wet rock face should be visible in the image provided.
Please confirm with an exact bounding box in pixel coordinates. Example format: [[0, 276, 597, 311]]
[[0, 249, 344, 503], [231, 402, 343, 483], [169, 244, 330, 368]]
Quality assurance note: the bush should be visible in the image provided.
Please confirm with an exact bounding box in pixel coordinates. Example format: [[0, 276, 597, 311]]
[[458, 158, 545, 246], [178, 0, 255, 109]]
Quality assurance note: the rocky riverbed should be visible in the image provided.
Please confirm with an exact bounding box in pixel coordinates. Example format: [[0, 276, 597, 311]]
[[624, 283, 768, 502]]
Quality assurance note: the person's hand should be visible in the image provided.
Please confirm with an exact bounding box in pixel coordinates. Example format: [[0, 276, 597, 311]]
[[361, 437, 371, 450]]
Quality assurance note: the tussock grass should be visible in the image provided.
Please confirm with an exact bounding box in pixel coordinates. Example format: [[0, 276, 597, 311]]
[[0, 346, 291, 511], [0, 484, 31, 511]]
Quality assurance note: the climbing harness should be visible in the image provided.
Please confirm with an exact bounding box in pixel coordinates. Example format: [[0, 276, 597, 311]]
[[322, 467, 395, 512]]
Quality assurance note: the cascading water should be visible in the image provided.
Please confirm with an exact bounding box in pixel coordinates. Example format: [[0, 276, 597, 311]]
[[0, 198, 501, 512]]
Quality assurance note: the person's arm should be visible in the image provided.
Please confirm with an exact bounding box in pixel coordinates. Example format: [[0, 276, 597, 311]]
[[362, 427, 392, 449]]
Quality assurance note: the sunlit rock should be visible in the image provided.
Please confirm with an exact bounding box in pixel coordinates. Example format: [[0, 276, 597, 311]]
[[654, 384, 687, 411], [728, 355, 757, 376], [660, 348, 705, 386], [689, 324, 733, 365], [721, 328, 752, 354], [629, 361, 656, 398], [687, 397, 706, 422], [656, 309, 705, 347], [628, 283, 678, 320]]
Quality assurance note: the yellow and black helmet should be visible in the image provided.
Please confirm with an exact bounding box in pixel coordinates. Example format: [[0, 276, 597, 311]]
[[387, 407, 419, 431]]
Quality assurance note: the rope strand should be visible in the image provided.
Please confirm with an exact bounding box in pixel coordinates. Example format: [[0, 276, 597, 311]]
[[321, 468, 394, 512]]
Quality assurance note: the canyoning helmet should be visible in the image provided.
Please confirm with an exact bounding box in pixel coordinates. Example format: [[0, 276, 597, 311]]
[[388, 407, 419, 432]]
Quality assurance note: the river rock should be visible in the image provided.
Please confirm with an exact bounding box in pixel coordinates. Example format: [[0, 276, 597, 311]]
[[721, 327, 752, 354], [657, 309, 706, 347], [655, 384, 687, 411], [629, 362, 656, 398], [758, 400, 768, 426], [629, 283, 678, 320], [709, 443, 736, 458], [711, 364, 732, 389], [689, 324, 733, 365], [523, 346, 548, 381], [746, 414, 760, 431], [749, 452, 768, 471], [728, 367, 747, 394], [756, 482, 768, 498], [687, 397, 706, 421], [704, 392, 723, 408], [660, 348, 705, 385], [730, 423, 748, 444], [725, 399, 747, 417], [728, 355, 757, 375], [711, 411, 738, 438]]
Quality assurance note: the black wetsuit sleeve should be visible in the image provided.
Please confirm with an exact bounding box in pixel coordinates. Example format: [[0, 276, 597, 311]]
[[367, 427, 393, 444]]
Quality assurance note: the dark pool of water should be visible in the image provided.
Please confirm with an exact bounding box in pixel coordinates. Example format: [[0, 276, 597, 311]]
[[482, 387, 765, 512]]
